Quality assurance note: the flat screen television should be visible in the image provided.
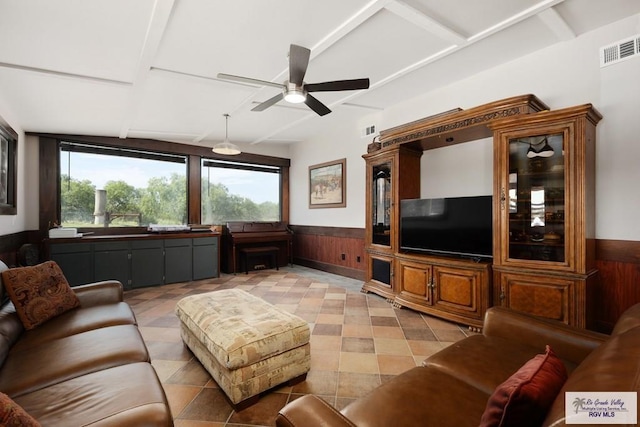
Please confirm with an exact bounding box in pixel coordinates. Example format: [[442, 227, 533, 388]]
[[400, 195, 493, 260]]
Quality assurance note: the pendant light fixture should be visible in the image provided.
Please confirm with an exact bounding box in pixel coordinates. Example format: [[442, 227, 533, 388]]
[[212, 113, 241, 155], [526, 137, 554, 158]]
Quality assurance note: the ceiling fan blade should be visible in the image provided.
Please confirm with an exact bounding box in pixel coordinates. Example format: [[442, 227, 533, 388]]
[[217, 73, 284, 89], [304, 78, 370, 92], [289, 44, 310, 86], [251, 92, 285, 112], [305, 94, 331, 116]]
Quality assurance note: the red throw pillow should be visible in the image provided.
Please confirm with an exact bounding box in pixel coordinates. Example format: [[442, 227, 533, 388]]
[[1, 261, 80, 330], [479, 345, 568, 427], [0, 392, 41, 426]]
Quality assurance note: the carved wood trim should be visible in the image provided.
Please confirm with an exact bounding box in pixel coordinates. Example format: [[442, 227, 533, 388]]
[[375, 94, 549, 151]]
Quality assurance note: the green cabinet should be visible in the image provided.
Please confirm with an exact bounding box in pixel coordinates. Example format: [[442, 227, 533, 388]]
[[94, 241, 130, 286], [165, 238, 193, 284], [131, 240, 164, 288], [49, 234, 219, 289], [49, 242, 93, 286], [193, 237, 219, 280]]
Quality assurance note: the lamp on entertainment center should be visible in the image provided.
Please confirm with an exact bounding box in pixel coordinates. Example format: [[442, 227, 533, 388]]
[[526, 137, 554, 158], [212, 113, 241, 155]]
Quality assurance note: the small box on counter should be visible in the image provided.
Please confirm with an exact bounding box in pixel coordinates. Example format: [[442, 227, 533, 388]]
[[49, 228, 81, 238]]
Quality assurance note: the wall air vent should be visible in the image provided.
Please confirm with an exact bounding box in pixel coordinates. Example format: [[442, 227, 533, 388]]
[[600, 34, 640, 67], [362, 125, 377, 138]]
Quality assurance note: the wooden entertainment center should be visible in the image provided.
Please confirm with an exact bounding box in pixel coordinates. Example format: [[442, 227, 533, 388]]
[[361, 95, 601, 330]]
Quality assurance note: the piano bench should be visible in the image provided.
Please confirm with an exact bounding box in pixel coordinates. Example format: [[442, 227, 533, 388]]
[[240, 246, 279, 274]]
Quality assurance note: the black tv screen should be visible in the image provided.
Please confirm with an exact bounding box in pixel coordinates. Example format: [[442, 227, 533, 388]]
[[400, 196, 493, 260]]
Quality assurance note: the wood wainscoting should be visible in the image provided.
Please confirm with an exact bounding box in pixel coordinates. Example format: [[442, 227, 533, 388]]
[[1, 230, 638, 333], [289, 225, 365, 281], [594, 239, 640, 333], [0, 231, 38, 267], [288, 228, 640, 334]]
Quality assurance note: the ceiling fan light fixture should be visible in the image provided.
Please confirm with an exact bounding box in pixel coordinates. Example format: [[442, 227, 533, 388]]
[[284, 82, 306, 104], [212, 114, 241, 155], [218, 44, 368, 115]]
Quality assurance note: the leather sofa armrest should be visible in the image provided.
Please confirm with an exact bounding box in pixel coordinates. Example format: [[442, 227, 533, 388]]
[[277, 395, 357, 427], [73, 280, 124, 307], [483, 306, 608, 365]]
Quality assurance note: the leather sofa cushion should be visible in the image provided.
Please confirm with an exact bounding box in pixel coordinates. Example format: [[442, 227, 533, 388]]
[[543, 327, 640, 426], [341, 367, 490, 427], [1, 261, 79, 330], [11, 302, 136, 352], [610, 303, 640, 336], [0, 303, 23, 368], [0, 260, 8, 304], [423, 334, 575, 395], [0, 324, 149, 397], [13, 362, 172, 427]]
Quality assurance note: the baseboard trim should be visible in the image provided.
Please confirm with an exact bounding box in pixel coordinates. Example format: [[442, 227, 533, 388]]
[[293, 257, 365, 281]]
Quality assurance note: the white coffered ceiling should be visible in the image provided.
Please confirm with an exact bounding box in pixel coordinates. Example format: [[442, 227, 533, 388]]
[[0, 0, 638, 149]]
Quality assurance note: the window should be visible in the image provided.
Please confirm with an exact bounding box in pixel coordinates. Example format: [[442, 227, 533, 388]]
[[0, 119, 17, 215], [59, 142, 187, 228], [201, 159, 281, 223]]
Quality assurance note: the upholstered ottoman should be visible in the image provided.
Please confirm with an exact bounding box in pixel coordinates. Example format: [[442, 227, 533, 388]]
[[175, 289, 311, 407]]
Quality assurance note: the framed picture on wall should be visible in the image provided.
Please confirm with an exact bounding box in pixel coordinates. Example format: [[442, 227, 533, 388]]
[[0, 118, 17, 216], [309, 158, 346, 209]]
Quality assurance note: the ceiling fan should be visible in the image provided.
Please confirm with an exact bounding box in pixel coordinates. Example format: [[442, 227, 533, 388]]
[[217, 44, 370, 116]]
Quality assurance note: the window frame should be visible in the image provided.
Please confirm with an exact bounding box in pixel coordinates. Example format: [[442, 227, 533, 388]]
[[201, 158, 283, 223], [36, 134, 290, 236], [59, 141, 189, 229], [0, 116, 18, 216]]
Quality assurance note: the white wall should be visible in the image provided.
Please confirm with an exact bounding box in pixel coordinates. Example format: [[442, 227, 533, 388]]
[[289, 108, 376, 228], [289, 13, 640, 240]]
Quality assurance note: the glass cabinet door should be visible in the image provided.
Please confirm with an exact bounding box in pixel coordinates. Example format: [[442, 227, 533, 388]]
[[507, 132, 565, 262], [372, 161, 392, 246]]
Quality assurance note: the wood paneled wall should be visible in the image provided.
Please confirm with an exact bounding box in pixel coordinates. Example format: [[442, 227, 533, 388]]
[[1, 227, 638, 333], [291, 227, 640, 333], [290, 225, 365, 280], [593, 239, 640, 332], [0, 231, 37, 267]]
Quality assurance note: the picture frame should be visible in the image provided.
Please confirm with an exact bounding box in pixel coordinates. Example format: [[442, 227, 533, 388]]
[[0, 117, 17, 216], [309, 158, 346, 208]]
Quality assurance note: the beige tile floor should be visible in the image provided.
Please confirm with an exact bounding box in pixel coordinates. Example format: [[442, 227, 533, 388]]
[[124, 265, 472, 427]]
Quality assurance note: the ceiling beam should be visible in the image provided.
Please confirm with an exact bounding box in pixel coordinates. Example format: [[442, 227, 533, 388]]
[[0, 61, 131, 86], [468, 0, 566, 42], [538, 7, 576, 41], [118, 0, 175, 139], [384, 1, 466, 45], [211, 0, 570, 146], [308, 0, 395, 62], [353, 0, 569, 120]]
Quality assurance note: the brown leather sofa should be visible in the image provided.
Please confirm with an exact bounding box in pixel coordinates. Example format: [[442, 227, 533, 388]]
[[278, 304, 640, 427], [0, 275, 173, 426]]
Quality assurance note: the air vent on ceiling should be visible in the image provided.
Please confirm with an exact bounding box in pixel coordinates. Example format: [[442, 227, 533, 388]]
[[362, 125, 377, 138], [600, 34, 640, 67]]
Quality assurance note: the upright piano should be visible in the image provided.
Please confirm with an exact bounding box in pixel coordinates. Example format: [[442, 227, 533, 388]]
[[222, 221, 293, 274]]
